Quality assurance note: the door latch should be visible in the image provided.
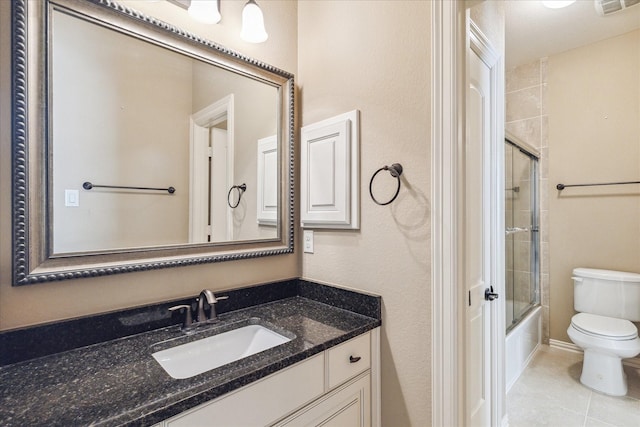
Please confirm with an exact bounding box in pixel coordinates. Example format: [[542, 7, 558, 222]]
[[484, 286, 499, 301]]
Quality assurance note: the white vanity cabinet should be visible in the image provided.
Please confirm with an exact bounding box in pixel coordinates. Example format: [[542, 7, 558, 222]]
[[274, 374, 371, 427], [158, 328, 380, 427]]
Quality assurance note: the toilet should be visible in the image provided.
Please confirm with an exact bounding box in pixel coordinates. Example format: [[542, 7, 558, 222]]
[[567, 268, 640, 396]]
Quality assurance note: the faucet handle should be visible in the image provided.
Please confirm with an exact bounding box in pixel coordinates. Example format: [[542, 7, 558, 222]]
[[169, 304, 193, 329], [205, 295, 229, 323]]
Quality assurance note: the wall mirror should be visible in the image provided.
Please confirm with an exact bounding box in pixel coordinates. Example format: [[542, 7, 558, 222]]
[[11, 0, 294, 285]]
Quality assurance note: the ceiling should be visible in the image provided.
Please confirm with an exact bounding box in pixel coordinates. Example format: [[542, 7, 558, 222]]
[[505, 0, 640, 68]]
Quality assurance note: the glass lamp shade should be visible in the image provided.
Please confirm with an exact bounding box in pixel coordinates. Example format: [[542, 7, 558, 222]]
[[241, 0, 268, 43], [188, 0, 221, 24], [541, 0, 576, 9]]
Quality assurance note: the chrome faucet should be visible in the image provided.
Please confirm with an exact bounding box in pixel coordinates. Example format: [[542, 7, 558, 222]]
[[196, 289, 228, 324]]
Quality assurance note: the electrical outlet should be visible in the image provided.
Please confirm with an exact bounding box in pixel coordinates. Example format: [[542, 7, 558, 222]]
[[303, 230, 314, 254]]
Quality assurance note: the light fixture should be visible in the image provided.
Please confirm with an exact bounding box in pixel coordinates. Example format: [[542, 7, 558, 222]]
[[541, 0, 577, 8], [166, 0, 269, 42], [241, 0, 268, 43], [188, 0, 221, 24]]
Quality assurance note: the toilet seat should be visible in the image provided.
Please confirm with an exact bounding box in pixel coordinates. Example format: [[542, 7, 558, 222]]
[[571, 313, 638, 341]]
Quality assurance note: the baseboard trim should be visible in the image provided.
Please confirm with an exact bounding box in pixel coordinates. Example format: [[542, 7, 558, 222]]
[[548, 339, 582, 353], [549, 339, 640, 369]]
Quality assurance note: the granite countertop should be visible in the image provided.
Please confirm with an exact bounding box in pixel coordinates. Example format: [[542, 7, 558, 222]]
[[0, 283, 381, 427]]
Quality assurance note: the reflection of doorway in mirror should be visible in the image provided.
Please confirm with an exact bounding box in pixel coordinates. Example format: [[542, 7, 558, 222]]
[[189, 95, 235, 243]]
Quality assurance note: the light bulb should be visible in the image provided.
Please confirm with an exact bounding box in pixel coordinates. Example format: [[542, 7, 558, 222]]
[[188, 0, 221, 25], [241, 0, 268, 43], [541, 0, 576, 9]]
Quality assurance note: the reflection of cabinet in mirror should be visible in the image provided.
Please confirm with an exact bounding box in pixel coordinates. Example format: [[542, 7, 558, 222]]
[[257, 135, 278, 226]]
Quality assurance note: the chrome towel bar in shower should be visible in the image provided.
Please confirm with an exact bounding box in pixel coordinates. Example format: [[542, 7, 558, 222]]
[[556, 180, 640, 190], [506, 227, 530, 235], [82, 181, 175, 194], [506, 226, 539, 235]]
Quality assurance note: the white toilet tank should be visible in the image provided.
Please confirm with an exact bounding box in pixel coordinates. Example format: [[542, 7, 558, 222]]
[[573, 268, 640, 321]]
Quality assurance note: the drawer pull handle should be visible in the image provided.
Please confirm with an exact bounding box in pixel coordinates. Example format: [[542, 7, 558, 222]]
[[349, 355, 361, 363]]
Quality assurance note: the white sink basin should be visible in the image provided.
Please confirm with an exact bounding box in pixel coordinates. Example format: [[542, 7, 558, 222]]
[[152, 324, 292, 379]]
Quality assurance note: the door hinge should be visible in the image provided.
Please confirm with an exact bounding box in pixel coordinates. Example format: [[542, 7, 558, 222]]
[[468, 290, 471, 306]]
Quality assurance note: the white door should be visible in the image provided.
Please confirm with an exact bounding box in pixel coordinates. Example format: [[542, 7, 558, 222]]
[[210, 128, 230, 241], [190, 126, 231, 243], [464, 20, 502, 427]]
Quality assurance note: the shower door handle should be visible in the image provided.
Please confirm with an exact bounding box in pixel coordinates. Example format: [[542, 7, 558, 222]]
[[484, 286, 499, 301], [505, 227, 530, 235]]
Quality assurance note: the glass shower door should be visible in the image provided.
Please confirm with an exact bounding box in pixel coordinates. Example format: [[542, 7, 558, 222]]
[[505, 139, 539, 331]]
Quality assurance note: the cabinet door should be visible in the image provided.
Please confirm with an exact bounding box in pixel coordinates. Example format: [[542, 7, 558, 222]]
[[275, 374, 370, 427]]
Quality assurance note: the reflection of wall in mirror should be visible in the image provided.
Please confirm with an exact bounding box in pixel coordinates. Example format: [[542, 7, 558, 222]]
[[192, 62, 278, 241], [52, 11, 191, 253]]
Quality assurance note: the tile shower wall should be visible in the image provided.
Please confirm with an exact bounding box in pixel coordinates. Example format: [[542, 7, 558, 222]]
[[506, 59, 549, 344]]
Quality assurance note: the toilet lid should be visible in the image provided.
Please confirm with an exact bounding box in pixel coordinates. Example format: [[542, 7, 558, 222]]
[[571, 313, 638, 340], [572, 268, 640, 282]]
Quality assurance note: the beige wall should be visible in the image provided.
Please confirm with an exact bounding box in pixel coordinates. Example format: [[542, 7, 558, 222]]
[[298, 1, 431, 424], [0, 0, 298, 330], [548, 30, 640, 343]]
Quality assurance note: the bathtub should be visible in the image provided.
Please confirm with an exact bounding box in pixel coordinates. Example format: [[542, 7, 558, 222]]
[[505, 305, 541, 391]]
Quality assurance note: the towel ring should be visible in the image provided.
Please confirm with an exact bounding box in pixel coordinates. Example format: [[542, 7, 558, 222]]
[[227, 183, 247, 208], [369, 163, 403, 206]]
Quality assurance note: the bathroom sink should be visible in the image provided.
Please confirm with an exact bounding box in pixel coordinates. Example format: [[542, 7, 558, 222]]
[[152, 322, 293, 379]]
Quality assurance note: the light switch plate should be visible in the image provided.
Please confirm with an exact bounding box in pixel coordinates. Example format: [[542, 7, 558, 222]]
[[65, 189, 79, 207], [303, 230, 314, 253]]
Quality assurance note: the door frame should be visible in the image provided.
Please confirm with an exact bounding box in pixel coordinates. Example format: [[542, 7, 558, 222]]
[[431, 1, 506, 426], [189, 95, 235, 243], [430, 1, 464, 425], [467, 17, 506, 427]]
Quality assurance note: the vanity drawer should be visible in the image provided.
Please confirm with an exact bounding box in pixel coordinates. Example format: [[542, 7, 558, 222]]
[[165, 353, 325, 426], [327, 332, 371, 389]]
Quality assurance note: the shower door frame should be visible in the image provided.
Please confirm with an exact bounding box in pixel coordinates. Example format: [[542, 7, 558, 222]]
[[505, 133, 540, 332]]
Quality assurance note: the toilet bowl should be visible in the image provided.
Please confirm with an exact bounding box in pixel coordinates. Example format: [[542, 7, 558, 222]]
[[567, 268, 640, 396], [567, 313, 640, 396]]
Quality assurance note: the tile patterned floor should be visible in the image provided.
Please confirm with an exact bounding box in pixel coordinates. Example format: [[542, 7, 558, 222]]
[[507, 345, 640, 427]]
